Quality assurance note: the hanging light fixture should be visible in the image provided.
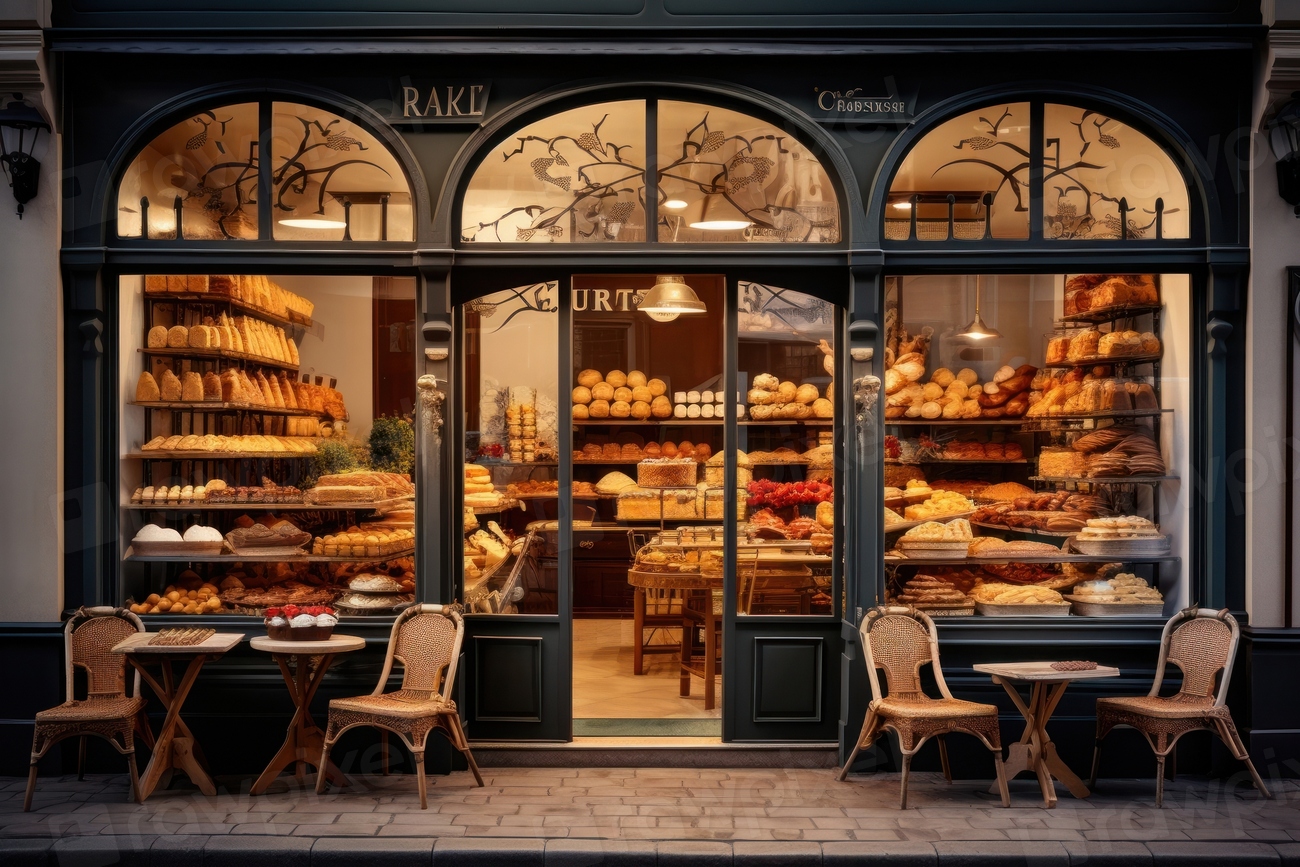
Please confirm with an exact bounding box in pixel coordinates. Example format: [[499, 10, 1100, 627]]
[[0, 93, 50, 219], [689, 193, 752, 231], [638, 275, 707, 320], [958, 276, 1002, 340], [278, 189, 349, 231], [1268, 92, 1300, 217]]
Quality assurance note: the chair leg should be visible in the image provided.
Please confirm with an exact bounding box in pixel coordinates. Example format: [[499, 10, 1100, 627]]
[[77, 736, 87, 781], [937, 735, 952, 784], [1154, 754, 1165, 808], [414, 750, 427, 810], [380, 731, 389, 776], [1213, 717, 1272, 800], [22, 761, 37, 812], [1165, 746, 1177, 782], [836, 712, 876, 782], [315, 738, 332, 795], [899, 752, 913, 810], [126, 749, 141, 804], [992, 750, 1010, 808], [447, 715, 484, 787], [1088, 738, 1102, 790]]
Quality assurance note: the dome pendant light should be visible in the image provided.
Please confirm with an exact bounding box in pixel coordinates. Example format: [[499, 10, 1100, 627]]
[[958, 276, 1002, 340], [638, 275, 707, 320]]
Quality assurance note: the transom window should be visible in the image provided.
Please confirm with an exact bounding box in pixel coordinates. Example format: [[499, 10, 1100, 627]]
[[460, 99, 841, 244], [887, 102, 1189, 242], [116, 100, 414, 242]]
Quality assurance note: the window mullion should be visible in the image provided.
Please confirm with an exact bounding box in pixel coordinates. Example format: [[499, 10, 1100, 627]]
[[645, 98, 658, 245], [258, 100, 273, 241], [1029, 100, 1044, 241]]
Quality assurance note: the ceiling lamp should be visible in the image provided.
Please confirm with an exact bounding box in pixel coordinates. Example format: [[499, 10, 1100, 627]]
[[662, 198, 688, 210], [957, 276, 1002, 340], [278, 187, 351, 234], [689, 194, 752, 231], [639, 275, 706, 320]]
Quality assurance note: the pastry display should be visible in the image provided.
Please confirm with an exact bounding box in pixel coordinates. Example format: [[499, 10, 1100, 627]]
[[129, 578, 226, 616], [226, 520, 312, 554], [1081, 431, 1166, 478], [507, 479, 560, 497], [312, 527, 415, 557], [1069, 573, 1163, 605], [892, 573, 975, 613], [969, 583, 1065, 605], [967, 537, 1063, 557], [575, 369, 669, 422], [1063, 274, 1159, 317], [903, 490, 975, 521], [1037, 447, 1088, 478], [1073, 516, 1170, 555], [746, 479, 833, 509], [140, 434, 319, 454], [264, 604, 338, 640], [747, 372, 829, 421], [704, 450, 751, 486]]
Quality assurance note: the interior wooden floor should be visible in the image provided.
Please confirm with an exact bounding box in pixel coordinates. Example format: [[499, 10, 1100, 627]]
[[572, 617, 722, 721]]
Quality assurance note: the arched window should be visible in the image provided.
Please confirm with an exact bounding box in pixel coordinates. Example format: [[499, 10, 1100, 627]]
[[460, 98, 841, 244], [886, 102, 1189, 242], [116, 100, 414, 242]]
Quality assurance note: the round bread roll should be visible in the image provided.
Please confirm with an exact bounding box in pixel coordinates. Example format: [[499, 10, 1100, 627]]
[[631, 400, 652, 419], [957, 368, 980, 386], [751, 404, 774, 420], [813, 398, 834, 418], [778, 381, 798, 402], [922, 382, 944, 402], [631, 385, 653, 403], [930, 368, 955, 388], [592, 382, 615, 402], [588, 399, 610, 418], [748, 388, 774, 405], [605, 370, 628, 388], [644, 442, 661, 457], [648, 378, 668, 396], [826, 383, 835, 400], [626, 370, 647, 388], [650, 395, 673, 418], [792, 403, 813, 419], [795, 383, 820, 404], [573, 404, 590, 419], [613, 386, 633, 403], [695, 443, 712, 461], [610, 400, 631, 418], [753, 373, 779, 391], [572, 386, 593, 404], [946, 381, 968, 400], [661, 441, 679, 457], [577, 369, 603, 389], [678, 441, 695, 458]]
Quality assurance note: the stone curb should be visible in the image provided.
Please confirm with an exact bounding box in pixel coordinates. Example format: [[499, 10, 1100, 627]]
[[1, 836, 1297, 866]]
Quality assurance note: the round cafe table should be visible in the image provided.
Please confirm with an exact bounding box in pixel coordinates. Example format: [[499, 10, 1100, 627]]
[[249, 633, 366, 795]]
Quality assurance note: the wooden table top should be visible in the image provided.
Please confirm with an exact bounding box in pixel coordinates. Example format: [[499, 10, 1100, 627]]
[[112, 632, 245, 655], [250, 634, 367, 654], [973, 661, 1121, 682]]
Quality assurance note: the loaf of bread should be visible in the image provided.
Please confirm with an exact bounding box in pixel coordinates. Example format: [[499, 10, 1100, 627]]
[[180, 371, 204, 402], [267, 375, 285, 408], [278, 374, 298, 409], [187, 325, 212, 349], [167, 325, 188, 348], [160, 369, 183, 401], [147, 326, 168, 348], [136, 371, 160, 402], [202, 371, 221, 401], [219, 370, 241, 402]]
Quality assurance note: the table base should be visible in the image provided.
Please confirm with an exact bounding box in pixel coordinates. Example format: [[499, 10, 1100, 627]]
[[988, 678, 1091, 808], [127, 654, 217, 801], [251, 653, 348, 796]]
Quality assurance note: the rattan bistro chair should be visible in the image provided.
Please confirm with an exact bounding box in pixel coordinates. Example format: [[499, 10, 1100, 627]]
[[836, 606, 1010, 809], [24, 607, 151, 811], [316, 604, 483, 808], [1089, 607, 1271, 807]]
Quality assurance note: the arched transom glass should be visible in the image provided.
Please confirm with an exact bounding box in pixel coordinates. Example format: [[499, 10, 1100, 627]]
[[460, 99, 841, 244], [887, 102, 1189, 242], [116, 100, 414, 242]]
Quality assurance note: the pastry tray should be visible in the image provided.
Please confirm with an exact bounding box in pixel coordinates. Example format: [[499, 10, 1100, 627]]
[[130, 540, 225, 556], [895, 539, 972, 556], [971, 521, 1079, 538], [976, 602, 1072, 617], [1072, 537, 1171, 556], [1064, 597, 1166, 617]]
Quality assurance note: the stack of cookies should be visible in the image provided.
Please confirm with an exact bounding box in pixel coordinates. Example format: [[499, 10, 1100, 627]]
[[893, 574, 974, 614]]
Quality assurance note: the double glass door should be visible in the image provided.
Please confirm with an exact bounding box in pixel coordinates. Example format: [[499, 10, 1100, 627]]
[[455, 273, 845, 743]]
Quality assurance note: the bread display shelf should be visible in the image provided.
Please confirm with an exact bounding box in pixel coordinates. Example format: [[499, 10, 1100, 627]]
[[885, 419, 1028, 427], [1030, 475, 1179, 485], [573, 419, 723, 426], [1040, 352, 1162, 369], [140, 347, 300, 374], [1058, 303, 1163, 325], [975, 602, 1072, 617], [1023, 407, 1172, 422], [970, 521, 1076, 539], [474, 460, 559, 467], [1064, 597, 1167, 617], [885, 553, 1181, 565], [467, 500, 520, 514], [130, 401, 321, 418], [739, 419, 833, 427], [124, 501, 388, 512], [886, 458, 1029, 466], [125, 544, 413, 563], [125, 451, 317, 460], [149, 292, 313, 332]]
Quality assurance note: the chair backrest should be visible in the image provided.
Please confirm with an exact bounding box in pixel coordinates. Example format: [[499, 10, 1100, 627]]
[[65, 607, 144, 702], [376, 604, 464, 703], [1151, 607, 1239, 706], [858, 606, 952, 702]]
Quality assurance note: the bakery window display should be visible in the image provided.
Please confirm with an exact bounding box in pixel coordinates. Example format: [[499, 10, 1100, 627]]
[[883, 272, 1185, 619]]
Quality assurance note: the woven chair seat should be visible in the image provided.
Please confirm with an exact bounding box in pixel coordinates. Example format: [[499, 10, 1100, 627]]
[[330, 689, 455, 719], [874, 696, 998, 720], [35, 696, 145, 723], [1097, 694, 1228, 720]]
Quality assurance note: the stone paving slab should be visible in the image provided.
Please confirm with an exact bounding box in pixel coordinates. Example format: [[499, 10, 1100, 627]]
[[0, 770, 1294, 865]]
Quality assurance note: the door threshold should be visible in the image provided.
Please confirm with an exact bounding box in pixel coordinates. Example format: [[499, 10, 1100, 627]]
[[470, 739, 839, 768]]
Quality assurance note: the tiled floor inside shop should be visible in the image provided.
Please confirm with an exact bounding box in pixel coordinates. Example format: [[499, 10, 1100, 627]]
[[572, 618, 721, 723]]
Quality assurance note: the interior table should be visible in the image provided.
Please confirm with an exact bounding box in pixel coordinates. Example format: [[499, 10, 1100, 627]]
[[628, 570, 720, 707], [972, 661, 1121, 808], [248, 634, 367, 795], [111, 631, 245, 800]]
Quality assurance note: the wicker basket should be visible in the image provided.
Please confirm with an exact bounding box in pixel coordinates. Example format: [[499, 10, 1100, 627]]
[[265, 624, 335, 641]]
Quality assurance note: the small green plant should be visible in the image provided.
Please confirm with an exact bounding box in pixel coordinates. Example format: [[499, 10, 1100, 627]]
[[303, 438, 360, 488], [368, 415, 415, 476]]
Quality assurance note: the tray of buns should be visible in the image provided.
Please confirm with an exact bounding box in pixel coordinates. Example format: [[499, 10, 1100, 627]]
[[1071, 536, 1170, 556], [1064, 597, 1165, 617]]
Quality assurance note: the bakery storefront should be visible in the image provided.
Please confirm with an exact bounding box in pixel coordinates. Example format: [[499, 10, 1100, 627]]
[[23, 4, 1257, 780]]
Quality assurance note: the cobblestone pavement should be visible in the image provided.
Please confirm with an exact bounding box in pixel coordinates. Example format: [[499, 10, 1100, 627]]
[[1, 769, 1297, 864]]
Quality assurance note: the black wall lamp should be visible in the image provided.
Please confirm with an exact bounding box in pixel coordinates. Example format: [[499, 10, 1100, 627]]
[[0, 94, 50, 219], [1268, 92, 1300, 217]]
